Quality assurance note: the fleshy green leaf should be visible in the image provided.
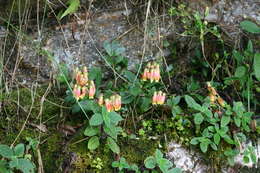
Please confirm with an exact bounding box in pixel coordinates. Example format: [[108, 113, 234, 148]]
[[14, 144, 25, 157], [184, 95, 202, 111], [0, 144, 14, 159], [240, 20, 260, 33], [89, 113, 103, 126], [107, 137, 120, 154], [200, 142, 208, 153], [109, 112, 123, 125], [235, 66, 246, 78], [254, 53, 260, 81], [194, 113, 204, 125], [221, 116, 230, 127], [88, 136, 100, 150], [84, 126, 100, 137], [158, 158, 173, 172], [9, 158, 35, 173], [144, 156, 156, 169], [213, 133, 220, 145]]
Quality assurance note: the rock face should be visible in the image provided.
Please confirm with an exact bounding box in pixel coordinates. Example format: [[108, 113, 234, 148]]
[[167, 140, 260, 173]]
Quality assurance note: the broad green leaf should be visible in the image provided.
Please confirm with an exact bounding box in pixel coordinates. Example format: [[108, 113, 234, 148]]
[[190, 138, 199, 145], [254, 53, 260, 81], [209, 143, 217, 151], [243, 156, 250, 163], [60, 0, 80, 19], [200, 142, 208, 153], [88, 136, 100, 150], [184, 95, 202, 111], [84, 126, 100, 137], [89, 113, 103, 126], [123, 70, 136, 82], [221, 116, 231, 127], [102, 107, 111, 128], [232, 50, 244, 64], [234, 117, 241, 127], [109, 112, 123, 125], [144, 156, 156, 169], [111, 161, 120, 168], [107, 137, 120, 154], [223, 135, 234, 144], [9, 158, 35, 173], [155, 149, 163, 161], [14, 144, 25, 157], [158, 158, 173, 172], [194, 113, 204, 125], [213, 133, 220, 145], [0, 144, 14, 159], [235, 66, 246, 78], [240, 20, 260, 33], [104, 125, 122, 140]]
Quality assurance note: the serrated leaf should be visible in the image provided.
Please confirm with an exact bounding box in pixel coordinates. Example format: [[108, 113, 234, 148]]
[[221, 116, 230, 127], [88, 136, 100, 150], [84, 126, 100, 137], [144, 156, 156, 169], [14, 144, 25, 157], [254, 53, 260, 81], [89, 113, 103, 126], [107, 137, 120, 154], [240, 20, 260, 33], [0, 145, 14, 159], [60, 0, 80, 19]]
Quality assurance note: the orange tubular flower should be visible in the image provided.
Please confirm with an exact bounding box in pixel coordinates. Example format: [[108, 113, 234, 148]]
[[113, 94, 121, 111], [105, 99, 113, 112], [73, 85, 81, 100], [141, 68, 149, 81], [98, 94, 104, 106], [152, 91, 158, 105], [88, 80, 96, 99], [217, 97, 225, 107], [154, 64, 160, 82], [80, 86, 87, 99]]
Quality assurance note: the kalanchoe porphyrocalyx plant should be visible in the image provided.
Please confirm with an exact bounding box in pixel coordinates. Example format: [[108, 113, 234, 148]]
[[72, 66, 96, 100], [207, 82, 226, 107], [99, 93, 122, 112], [141, 62, 161, 83]]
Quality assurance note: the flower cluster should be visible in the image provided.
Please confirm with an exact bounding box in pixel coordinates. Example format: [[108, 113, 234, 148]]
[[73, 67, 96, 100], [141, 62, 161, 82], [98, 94, 121, 112], [152, 91, 166, 105], [207, 82, 225, 107]]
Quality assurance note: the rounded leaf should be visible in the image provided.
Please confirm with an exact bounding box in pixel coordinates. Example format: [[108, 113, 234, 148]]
[[89, 113, 103, 126], [84, 126, 100, 137], [88, 136, 100, 150], [14, 144, 25, 157], [144, 156, 156, 169]]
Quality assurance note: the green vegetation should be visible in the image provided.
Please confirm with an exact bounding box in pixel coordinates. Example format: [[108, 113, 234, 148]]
[[0, 1, 259, 172]]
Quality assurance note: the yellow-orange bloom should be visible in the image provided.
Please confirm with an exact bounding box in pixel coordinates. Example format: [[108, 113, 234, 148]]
[[98, 94, 104, 106], [105, 99, 113, 112], [113, 94, 121, 111], [88, 80, 95, 99]]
